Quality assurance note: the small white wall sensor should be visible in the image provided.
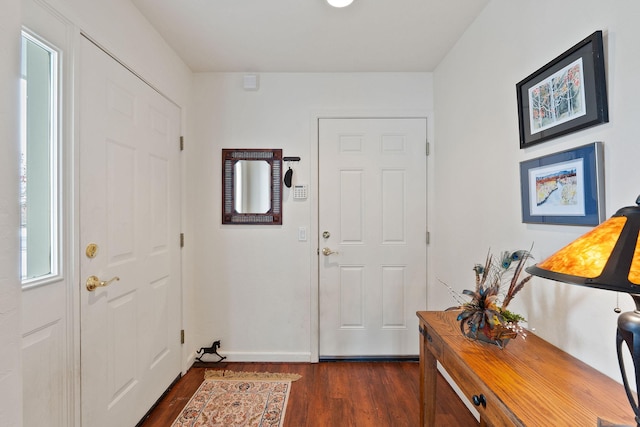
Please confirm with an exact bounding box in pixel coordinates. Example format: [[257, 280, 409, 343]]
[[243, 74, 259, 91], [293, 185, 308, 200]]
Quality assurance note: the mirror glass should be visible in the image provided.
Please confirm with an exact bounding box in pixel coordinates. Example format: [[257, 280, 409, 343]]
[[222, 149, 282, 225], [234, 160, 270, 214]]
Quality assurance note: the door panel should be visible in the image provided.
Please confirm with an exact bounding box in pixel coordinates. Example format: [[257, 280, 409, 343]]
[[22, 284, 65, 427], [319, 118, 427, 357], [79, 37, 181, 426]]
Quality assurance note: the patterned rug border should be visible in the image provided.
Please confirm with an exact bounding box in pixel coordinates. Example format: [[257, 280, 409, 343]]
[[204, 369, 302, 382]]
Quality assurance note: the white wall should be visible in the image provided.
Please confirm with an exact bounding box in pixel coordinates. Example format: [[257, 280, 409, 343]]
[[432, 0, 640, 383], [189, 72, 432, 361], [0, 1, 22, 425]]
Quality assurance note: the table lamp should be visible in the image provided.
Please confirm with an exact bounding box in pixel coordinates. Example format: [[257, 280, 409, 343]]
[[526, 195, 640, 427]]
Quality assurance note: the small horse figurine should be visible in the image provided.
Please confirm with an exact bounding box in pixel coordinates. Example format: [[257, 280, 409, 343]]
[[196, 340, 226, 363]]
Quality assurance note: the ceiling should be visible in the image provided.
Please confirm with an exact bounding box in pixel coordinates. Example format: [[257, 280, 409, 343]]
[[131, 0, 489, 73]]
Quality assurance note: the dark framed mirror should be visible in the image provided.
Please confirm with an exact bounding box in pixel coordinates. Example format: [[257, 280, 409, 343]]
[[222, 149, 282, 225]]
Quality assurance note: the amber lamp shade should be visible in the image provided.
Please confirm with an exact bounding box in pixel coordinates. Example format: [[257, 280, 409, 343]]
[[526, 198, 640, 427], [527, 206, 640, 292]]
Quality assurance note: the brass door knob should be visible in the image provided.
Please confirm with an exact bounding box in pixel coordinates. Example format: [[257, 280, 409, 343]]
[[86, 275, 120, 291], [322, 247, 339, 256]]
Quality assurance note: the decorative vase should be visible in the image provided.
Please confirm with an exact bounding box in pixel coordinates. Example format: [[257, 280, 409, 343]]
[[464, 324, 518, 349]]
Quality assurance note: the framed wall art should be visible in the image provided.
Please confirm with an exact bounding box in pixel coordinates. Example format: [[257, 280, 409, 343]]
[[516, 31, 608, 148], [519, 142, 604, 226]]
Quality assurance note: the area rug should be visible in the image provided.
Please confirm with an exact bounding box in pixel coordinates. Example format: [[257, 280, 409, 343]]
[[171, 370, 301, 427]]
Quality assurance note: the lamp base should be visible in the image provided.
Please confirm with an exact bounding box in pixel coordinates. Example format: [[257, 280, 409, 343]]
[[616, 295, 640, 427], [598, 418, 632, 427]]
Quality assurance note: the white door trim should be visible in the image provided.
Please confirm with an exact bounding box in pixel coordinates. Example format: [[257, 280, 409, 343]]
[[309, 109, 433, 363]]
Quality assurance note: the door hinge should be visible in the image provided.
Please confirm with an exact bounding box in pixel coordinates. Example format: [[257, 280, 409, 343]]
[[180, 136, 184, 151], [180, 329, 185, 344], [426, 231, 430, 244], [180, 233, 184, 248], [426, 141, 430, 156]]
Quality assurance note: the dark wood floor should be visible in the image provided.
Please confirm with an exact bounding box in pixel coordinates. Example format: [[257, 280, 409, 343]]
[[139, 361, 478, 427]]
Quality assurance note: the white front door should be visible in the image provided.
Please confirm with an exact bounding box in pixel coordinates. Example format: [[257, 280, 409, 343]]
[[319, 118, 427, 358], [79, 37, 182, 426]]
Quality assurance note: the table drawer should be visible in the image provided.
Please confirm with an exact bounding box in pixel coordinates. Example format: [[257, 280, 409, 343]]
[[443, 354, 521, 427]]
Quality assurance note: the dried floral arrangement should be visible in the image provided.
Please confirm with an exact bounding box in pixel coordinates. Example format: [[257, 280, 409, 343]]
[[442, 248, 534, 348]]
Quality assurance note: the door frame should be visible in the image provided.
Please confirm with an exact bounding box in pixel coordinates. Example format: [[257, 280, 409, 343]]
[[309, 109, 433, 363]]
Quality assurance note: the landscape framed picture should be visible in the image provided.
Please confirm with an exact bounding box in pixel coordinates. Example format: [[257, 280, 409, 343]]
[[519, 142, 604, 226], [516, 31, 608, 148]]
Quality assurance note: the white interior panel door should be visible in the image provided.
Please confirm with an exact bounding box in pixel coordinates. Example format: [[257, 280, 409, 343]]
[[319, 118, 427, 358], [79, 37, 181, 426]]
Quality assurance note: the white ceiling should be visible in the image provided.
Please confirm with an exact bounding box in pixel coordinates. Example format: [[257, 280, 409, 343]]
[[131, 0, 489, 73]]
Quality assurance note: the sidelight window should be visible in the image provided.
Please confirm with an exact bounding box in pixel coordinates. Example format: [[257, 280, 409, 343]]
[[20, 31, 60, 286]]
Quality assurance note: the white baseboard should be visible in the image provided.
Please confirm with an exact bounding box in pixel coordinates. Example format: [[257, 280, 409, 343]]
[[197, 351, 312, 363]]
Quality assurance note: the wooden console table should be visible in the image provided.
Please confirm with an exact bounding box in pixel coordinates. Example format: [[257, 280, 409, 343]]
[[417, 311, 636, 426]]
